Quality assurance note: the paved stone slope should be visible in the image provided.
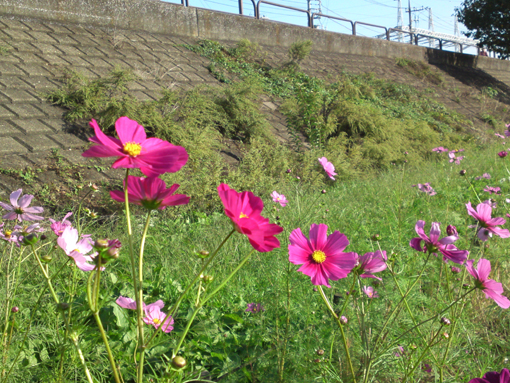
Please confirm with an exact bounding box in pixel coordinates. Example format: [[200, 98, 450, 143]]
[[0, 14, 508, 199]]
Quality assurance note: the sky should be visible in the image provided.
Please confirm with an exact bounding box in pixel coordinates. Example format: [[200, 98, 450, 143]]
[[162, 0, 476, 53]]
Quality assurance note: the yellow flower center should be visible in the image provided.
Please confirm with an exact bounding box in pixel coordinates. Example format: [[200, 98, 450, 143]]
[[311, 250, 326, 264], [73, 248, 81, 253], [153, 318, 161, 324], [123, 142, 142, 157], [5, 230, 11, 237], [240, 212, 249, 219]]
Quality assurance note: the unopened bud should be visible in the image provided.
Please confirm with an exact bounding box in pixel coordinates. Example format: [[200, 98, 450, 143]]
[[371, 234, 381, 241], [339, 316, 348, 325], [203, 275, 214, 283], [11, 306, 19, 313], [459, 169, 466, 176], [440, 317, 451, 326], [446, 225, 457, 236], [286, 169, 292, 173], [172, 356, 187, 369], [197, 250, 210, 259], [442, 332, 449, 339], [22, 233, 38, 246], [316, 349, 325, 356], [57, 302, 70, 311], [41, 254, 52, 263], [463, 283, 470, 289], [106, 247, 120, 259], [89, 183, 99, 191], [40, 234, 47, 241], [321, 189, 326, 194], [313, 358, 321, 363], [94, 239, 108, 249]]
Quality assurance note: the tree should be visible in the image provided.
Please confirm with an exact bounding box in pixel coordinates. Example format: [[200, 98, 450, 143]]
[[455, 0, 510, 59]]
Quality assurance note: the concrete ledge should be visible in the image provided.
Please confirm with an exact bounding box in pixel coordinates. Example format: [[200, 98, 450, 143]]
[[1, 0, 509, 73]]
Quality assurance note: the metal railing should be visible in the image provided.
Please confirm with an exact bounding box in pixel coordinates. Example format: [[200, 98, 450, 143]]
[[165, 0, 489, 56], [354, 21, 388, 40], [256, 0, 312, 28]]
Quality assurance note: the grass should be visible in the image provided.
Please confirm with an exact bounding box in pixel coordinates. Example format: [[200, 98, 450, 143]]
[[2, 140, 510, 382]]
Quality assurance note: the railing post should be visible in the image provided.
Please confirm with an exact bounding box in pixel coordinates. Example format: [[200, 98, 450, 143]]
[[256, 0, 260, 19], [353, 22, 356, 36], [239, 0, 243, 15], [439, 40, 442, 50]]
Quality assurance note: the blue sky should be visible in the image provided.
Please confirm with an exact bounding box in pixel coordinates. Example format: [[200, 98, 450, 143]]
[[162, 0, 473, 52]]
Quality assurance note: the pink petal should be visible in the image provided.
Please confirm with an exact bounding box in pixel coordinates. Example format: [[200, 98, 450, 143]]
[[17, 194, 34, 208], [115, 117, 147, 144], [489, 226, 510, 238], [476, 258, 491, 281], [88, 119, 122, 149], [429, 222, 441, 244], [409, 237, 424, 252], [9, 189, 22, 207], [116, 296, 138, 310], [82, 145, 123, 158], [309, 224, 328, 252], [322, 230, 350, 256], [0, 202, 13, 211], [414, 220, 430, 242]]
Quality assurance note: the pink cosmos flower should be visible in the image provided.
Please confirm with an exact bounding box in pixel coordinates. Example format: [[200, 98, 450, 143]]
[[475, 173, 491, 180], [356, 250, 387, 281], [143, 304, 174, 333], [412, 183, 436, 196], [57, 226, 97, 271], [451, 266, 461, 273], [82, 117, 188, 177], [318, 157, 337, 180], [246, 303, 265, 312], [484, 186, 501, 195], [288, 224, 357, 287], [49, 212, 73, 237], [395, 346, 404, 357], [469, 368, 510, 383], [271, 191, 288, 207], [495, 133, 505, 139], [0, 189, 43, 222], [466, 202, 510, 241], [116, 296, 164, 311], [466, 259, 510, 309], [0, 223, 17, 243], [12, 223, 45, 246], [409, 221, 469, 264], [110, 176, 189, 210], [362, 286, 379, 298], [217, 184, 283, 252], [432, 147, 448, 153], [505, 128, 510, 137], [498, 151, 508, 158], [483, 199, 497, 209], [448, 151, 464, 164]]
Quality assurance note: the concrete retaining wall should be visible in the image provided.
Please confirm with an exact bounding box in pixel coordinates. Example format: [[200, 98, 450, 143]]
[[1, 0, 508, 73]]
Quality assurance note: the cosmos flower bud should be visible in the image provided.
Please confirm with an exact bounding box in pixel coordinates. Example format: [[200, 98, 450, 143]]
[[197, 250, 210, 259], [202, 275, 214, 284], [40, 234, 47, 241], [459, 169, 466, 176], [57, 302, 70, 311], [313, 358, 321, 363], [41, 254, 52, 263], [94, 239, 109, 249], [321, 189, 326, 194], [339, 316, 348, 325], [11, 306, 19, 313], [371, 234, 381, 241], [172, 356, 187, 369], [106, 247, 120, 260], [440, 317, 451, 326], [286, 169, 292, 173], [442, 332, 449, 339], [316, 349, 325, 356], [446, 225, 457, 236], [22, 233, 38, 246]]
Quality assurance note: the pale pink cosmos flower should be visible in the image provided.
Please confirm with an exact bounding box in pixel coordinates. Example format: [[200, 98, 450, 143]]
[[318, 157, 337, 180], [448, 151, 464, 164], [362, 286, 379, 298], [116, 296, 164, 311], [410, 221, 469, 264], [12, 223, 45, 246], [143, 305, 174, 333], [466, 258, 510, 309], [0, 223, 17, 243], [466, 202, 510, 241], [57, 226, 97, 271], [356, 250, 387, 281], [395, 346, 404, 357], [495, 133, 505, 139], [484, 186, 501, 195], [271, 191, 288, 207], [475, 173, 491, 180], [432, 147, 448, 153], [412, 183, 436, 196], [0, 189, 43, 222], [505, 128, 510, 137], [288, 224, 357, 287], [483, 199, 497, 209], [48, 212, 73, 237], [82, 117, 188, 177], [110, 176, 189, 210]]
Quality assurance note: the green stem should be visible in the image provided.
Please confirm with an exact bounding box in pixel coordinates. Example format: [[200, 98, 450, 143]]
[[91, 311, 122, 383], [144, 229, 235, 348], [30, 244, 60, 304], [172, 249, 255, 357], [402, 326, 444, 383], [136, 210, 152, 383], [70, 334, 95, 383], [318, 286, 357, 383]]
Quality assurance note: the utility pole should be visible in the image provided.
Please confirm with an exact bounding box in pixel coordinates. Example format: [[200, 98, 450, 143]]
[[307, 0, 323, 29], [428, 8, 434, 47], [405, 1, 427, 43], [454, 15, 460, 52], [397, 0, 403, 42]]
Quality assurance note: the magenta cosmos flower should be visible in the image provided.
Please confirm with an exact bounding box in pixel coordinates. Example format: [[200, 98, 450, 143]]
[[412, 183, 437, 196], [469, 369, 510, 383], [498, 151, 508, 158], [48, 211, 72, 237], [318, 157, 337, 180], [271, 191, 288, 207], [466, 259, 510, 309], [355, 250, 387, 281], [466, 202, 510, 241], [288, 224, 357, 287], [448, 151, 464, 164], [0, 189, 43, 222], [362, 286, 379, 298], [246, 303, 265, 312], [484, 186, 501, 195], [475, 173, 491, 180], [432, 147, 448, 153], [82, 117, 188, 177], [57, 226, 97, 271], [217, 184, 283, 252], [110, 176, 189, 210], [410, 221, 468, 264]]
